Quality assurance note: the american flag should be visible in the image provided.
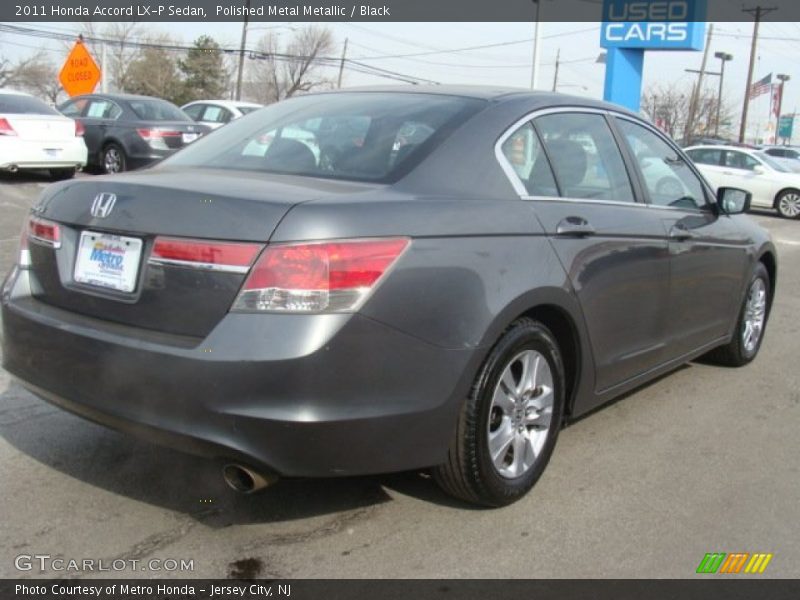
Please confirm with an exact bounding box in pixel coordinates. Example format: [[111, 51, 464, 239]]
[[750, 73, 773, 99]]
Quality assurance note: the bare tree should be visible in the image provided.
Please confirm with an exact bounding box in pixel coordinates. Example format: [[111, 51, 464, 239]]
[[643, 83, 736, 141], [8, 52, 62, 103], [245, 26, 335, 104]]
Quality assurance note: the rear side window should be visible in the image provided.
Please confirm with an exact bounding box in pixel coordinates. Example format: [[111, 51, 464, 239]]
[[686, 148, 722, 165], [500, 122, 558, 197], [202, 105, 232, 124], [535, 113, 635, 203], [164, 93, 485, 183], [0, 94, 59, 115], [183, 104, 204, 120]]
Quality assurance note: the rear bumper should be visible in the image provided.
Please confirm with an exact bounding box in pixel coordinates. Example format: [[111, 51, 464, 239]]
[[1, 267, 476, 477], [0, 137, 87, 170]]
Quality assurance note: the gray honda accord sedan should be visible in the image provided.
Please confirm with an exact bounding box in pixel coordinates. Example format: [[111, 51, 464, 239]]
[[1, 87, 776, 506]]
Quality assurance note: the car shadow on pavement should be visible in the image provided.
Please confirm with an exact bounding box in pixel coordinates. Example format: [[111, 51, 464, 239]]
[[0, 382, 476, 525], [0, 171, 54, 184]]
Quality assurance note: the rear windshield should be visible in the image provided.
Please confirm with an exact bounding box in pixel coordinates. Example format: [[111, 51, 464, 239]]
[[163, 92, 485, 183], [128, 99, 189, 122], [0, 94, 59, 115]]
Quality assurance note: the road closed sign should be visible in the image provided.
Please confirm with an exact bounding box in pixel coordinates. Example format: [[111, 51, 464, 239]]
[[59, 40, 101, 97]]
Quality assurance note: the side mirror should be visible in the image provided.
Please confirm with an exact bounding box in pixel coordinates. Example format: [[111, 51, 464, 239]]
[[717, 187, 751, 215]]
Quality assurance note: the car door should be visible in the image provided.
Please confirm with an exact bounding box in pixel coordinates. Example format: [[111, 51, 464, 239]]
[[720, 150, 775, 208], [81, 98, 123, 163], [613, 117, 752, 358], [500, 110, 672, 393]]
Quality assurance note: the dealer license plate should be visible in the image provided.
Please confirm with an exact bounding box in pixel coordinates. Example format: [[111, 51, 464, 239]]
[[73, 231, 143, 293]]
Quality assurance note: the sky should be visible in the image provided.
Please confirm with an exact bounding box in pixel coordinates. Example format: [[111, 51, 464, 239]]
[[3, 20, 799, 142]]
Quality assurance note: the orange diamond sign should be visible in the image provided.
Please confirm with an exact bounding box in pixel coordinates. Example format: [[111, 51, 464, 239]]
[[59, 41, 101, 97]]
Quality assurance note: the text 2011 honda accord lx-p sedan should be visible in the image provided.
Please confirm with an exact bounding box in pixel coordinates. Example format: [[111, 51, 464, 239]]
[[1, 87, 777, 506]]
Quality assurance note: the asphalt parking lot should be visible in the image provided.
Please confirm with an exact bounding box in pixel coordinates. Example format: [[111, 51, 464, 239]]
[[0, 171, 798, 579]]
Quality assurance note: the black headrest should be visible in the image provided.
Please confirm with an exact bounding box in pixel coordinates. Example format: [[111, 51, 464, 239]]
[[264, 138, 316, 173], [546, 139, 588, 188]]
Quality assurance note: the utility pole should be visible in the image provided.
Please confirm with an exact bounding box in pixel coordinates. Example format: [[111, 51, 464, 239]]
[[337, 38, 349, 89], [685, 24, 713, 143], [530, 0, 541, 89], [739, 6, 777, 143], [552, 48, 560, 92], [235, 0, 251, 101]]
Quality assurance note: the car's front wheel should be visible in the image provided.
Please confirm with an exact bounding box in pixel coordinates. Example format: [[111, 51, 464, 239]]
[[775, 189, 800, 219], [704, 262, 770, 366], [102, 143, 127, 174], [433, 318, 565, 507]]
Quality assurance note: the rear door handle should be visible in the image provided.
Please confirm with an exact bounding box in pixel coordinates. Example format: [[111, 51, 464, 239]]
[[556, 217, 595, 237]]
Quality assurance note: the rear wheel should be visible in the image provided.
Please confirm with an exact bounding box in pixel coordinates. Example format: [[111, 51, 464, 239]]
[[433, 318, 565, 507], [775, 189, 800, 219], [102, 143, 126, 174], [704, 263, 770, 367], [48, 168, 76, 181]]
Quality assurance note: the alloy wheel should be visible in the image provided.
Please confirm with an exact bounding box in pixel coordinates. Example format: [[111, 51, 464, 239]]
[[778, 192, 800, 218], [104, 147, 122, 174], [742, 277, 767, 354], [487, 349, 554, 479]]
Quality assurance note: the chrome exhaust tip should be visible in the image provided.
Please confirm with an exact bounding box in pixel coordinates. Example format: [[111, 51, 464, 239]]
[[8, 165, 18, 173], [222, 464, 278, 494]]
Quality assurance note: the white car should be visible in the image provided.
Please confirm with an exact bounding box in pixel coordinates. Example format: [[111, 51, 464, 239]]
[[0, 89, 88, 180], [181, 100, 263, 130], [685, 144, 800, 219]]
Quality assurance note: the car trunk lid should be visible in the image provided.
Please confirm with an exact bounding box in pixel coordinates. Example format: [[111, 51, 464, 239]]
[[5, 114, 76, 141], [26, 167, 377, 338]]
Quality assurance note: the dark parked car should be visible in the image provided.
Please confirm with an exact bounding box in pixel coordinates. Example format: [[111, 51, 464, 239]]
[[761, 145, 800, 160], [2, 87, 776, 506], [57, 93, 210, 174]]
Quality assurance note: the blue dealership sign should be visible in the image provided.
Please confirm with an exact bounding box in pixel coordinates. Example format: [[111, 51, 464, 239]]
[[600, 0, 707, 111], [601, 0, 706, 50]]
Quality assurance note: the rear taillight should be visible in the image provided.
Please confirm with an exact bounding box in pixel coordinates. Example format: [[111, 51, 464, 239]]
[[150, 237, 263, 273], [232, 238, 410, 313], [137, 128, 181, 149], [0, 118, 17, 136], [74, 120, 85, 137], [27, 215, 61, 249]]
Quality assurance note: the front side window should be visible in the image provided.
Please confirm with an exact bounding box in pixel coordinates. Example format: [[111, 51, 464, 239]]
[[535, 112, 635, 202], [686, 148, 722, 166], [85, 100, 122, 120], [164, 93, 485, 183], [617, 119, 708, 210], [500, 122, 558, 197]]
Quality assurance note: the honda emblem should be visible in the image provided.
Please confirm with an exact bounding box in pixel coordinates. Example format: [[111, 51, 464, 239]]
[[91, 193, 117, 218]]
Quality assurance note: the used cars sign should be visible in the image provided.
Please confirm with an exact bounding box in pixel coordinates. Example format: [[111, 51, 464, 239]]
[[600, 0, 706, 50]]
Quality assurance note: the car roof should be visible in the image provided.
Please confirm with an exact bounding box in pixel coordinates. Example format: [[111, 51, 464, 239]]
[[319, 85, 640, 116], [184, 100, 263, 108], [70, 93, 171, 102], [686, 144, 760, 153]]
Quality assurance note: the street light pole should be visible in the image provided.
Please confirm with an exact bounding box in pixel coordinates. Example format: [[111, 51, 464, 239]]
[[714, 52, 733, 137]]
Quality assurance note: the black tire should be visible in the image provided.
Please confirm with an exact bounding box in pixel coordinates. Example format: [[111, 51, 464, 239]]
[[102, 143, 127, 174], [48, 168, 76, 181], [433, 318, 566, 507], [704, 262, 770, 367], [775, 189, 800, 219]]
